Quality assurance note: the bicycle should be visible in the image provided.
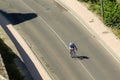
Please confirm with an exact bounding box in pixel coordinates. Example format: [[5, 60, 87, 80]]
[[70, 48, 76, 58], [69, 42, 77, 58]]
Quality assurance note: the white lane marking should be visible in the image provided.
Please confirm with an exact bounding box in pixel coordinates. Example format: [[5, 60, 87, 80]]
[[60, 0, 120, 64], [67, 7, 120, 64], [41, 17, 95, 80], [38, 17, 68, 50], [55, 0, 120, 64], [20, 1, 95, 80], [39, 16, 95, 80]]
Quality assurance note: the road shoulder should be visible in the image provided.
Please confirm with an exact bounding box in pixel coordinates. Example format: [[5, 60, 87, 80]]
[[55, 0, 120, 63]]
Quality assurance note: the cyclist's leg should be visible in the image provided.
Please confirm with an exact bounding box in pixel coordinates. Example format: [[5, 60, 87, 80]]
[[69, 49, 73, 57], [70, 49, 75, 58], [72, 49, 75, 58]]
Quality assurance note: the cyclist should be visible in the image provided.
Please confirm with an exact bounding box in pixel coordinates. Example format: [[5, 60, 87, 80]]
[[69, 42, 77, 58]]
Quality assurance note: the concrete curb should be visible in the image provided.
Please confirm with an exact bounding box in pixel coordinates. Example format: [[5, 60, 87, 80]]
[[55, 0, 120, 62], [7, 24, 52, 80], [0, 13, 52, 80]]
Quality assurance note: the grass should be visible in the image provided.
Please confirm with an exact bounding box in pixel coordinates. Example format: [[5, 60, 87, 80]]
[[78, 0, 120, 39]]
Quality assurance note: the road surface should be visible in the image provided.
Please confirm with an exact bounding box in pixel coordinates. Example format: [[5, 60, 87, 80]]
[[1, 0, 120, 80]]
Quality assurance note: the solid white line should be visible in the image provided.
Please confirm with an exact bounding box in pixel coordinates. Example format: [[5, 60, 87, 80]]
[[37, 7, 96, 80], [42, 13, 96, 80], [55, 1, 120, 80], [38, 17, 68, 50], [67, 7, 120, 64], [54, 1, 96, 80], [20, 1, 96, 80], [39, 17, 95, 80]]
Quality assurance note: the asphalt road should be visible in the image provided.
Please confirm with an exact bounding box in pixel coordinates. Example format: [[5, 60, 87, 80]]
[[1, 0, 120, 80]]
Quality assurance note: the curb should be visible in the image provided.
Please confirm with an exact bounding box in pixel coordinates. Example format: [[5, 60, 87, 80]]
[[0, 13, 52, 80], [7, 24, 52, 80], [55, 0, 120, 63]]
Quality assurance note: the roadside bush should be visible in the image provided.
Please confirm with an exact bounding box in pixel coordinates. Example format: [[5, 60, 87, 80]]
[[89, 4, 101, 15], [79, 0, 120, 29], [78, 0, 120, 38], [103, 1, 120, 29]]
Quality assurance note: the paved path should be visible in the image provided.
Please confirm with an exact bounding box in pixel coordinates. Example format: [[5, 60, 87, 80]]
[[56, 0, 120, 63]]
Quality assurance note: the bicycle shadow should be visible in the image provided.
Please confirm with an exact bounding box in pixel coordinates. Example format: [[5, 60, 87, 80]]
[[74, 55, 89, 60]]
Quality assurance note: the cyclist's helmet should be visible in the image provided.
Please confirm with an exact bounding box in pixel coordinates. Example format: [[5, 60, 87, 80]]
[[69, 42, 74, 47]]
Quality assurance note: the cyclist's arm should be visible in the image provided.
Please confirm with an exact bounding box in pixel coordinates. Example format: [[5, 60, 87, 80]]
[[74, 44, 77, 51], [75, 46, 77, 51]]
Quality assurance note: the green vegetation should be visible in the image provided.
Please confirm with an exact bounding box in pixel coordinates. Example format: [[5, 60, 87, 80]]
[[0, 38, 25, 80], [103, 0, 120, 28], [78, 0, 120, 38]]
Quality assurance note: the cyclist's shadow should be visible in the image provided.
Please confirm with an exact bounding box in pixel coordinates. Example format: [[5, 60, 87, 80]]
[[74, 55, 89, 60]]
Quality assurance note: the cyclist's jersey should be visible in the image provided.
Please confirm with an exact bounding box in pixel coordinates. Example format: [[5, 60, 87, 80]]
[[69, 42, 75, 49]]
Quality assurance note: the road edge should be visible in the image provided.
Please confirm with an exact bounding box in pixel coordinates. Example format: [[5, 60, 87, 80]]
[[0, 13, 52, 80], [54, 0, 120, 63]]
